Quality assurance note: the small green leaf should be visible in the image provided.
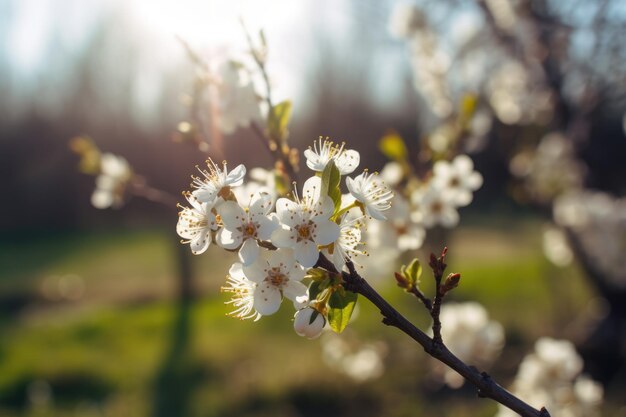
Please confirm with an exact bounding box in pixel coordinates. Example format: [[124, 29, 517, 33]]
[[321, 160, 342, 211], [268, 100, 292, 144], [400, 258, 422, 289], [327, 289, 358, 333], [379, 131, 408, 161], [460, 93, 477, 119]]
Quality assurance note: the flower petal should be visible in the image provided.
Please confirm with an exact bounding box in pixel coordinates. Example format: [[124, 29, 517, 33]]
[[253, 283, 282, 316], [216, 228, 242, 250], [336, 149, 360, 175], [243, 258, 267, 283], [218, 201, 246, 229], [239, 238, 260, 266], [255, 215, 279, 241], [190, 230, 211, 254], [226, 164, 246, 186], [271, 226, 295, 248], [283, 280, 308, 303], [294, 241, 320, 268], [366, 206, 387, 221], [275, 198, 301, 227], [313, 220, 340, 245]]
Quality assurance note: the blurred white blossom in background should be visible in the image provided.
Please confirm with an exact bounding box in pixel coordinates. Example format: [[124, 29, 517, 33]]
[[432, 302, 505, 388], [496, 338, 603, 417]]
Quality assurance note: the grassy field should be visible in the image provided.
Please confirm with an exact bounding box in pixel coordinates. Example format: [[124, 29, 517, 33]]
[[0, 224, 621, 417]]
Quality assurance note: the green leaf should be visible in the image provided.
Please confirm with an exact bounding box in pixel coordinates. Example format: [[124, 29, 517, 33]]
[[460, 93, 477, 120], [321, 160, 342, 212], [379, 131, 408, 161], [400, 258, 422, 289], [327, 289, 358, 333], [267, 100, 292, 144]]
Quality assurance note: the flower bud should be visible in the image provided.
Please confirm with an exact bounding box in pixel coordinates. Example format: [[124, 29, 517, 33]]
[[294, 308, 326, 339]]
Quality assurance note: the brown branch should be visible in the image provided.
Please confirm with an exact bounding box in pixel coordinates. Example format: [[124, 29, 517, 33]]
[[314, 253, 550, 417]]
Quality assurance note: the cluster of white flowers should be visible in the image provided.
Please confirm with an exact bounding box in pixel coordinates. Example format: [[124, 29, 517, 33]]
[[389, 3, 452, 118], [213, 61, 262, 135], [177, 138, 394, 338], [320, 332, 387, 382], [487, 61, 553, 125], [510, 132, 586, 203], [91, 153, 133, 209], [432, 302, 504, 388], [495, 338, 603, 417], [361, 155, 483, 279], [554, 190, 626, 287]]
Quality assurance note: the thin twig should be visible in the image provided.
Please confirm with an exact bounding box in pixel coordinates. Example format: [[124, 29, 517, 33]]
[[409, 287, 432, 311], [428, 248, 448, 346]]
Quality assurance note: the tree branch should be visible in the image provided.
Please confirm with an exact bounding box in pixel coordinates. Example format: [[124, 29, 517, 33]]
[[315, 253, 550, 417]]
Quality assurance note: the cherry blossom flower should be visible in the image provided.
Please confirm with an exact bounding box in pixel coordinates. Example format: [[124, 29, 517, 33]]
[[304, 137, 360, 175], [434, 302, 504, 388], [346, 171, 394, 220], [176, 193, 218, 255], [192, 159, 246, 204], [321, 333, 387, 382], [271, 176, 341, 267], [293, 307, 326, 339], [216, 194, 279, 266], [496, 338, 603, 417], [411, 184, 459, 228], [221, 263, 261, 321], [325, 215, 366, 271], [431, 155, 483, 207], [215, 61, 261, 134], [242, 249, 307, 316], [91, 153, 132, 209]]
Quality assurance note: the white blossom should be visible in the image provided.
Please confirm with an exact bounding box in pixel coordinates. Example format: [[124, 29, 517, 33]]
[[510, 132, 585, 202], [431, 155, 483, 207], [293, 307, 326, 339], [346, 171, 394, 220], [496, 338, 603, 417], [192, 159, 246, 204], [554, 190, 626, 287], [542, 226, 573, 267], [435, 302, 504, 388], [241, 249, 307, 316], [380, 161, 404, 187], [221, 263, 261, 321], [216, 194, 279, 266], [303, 137, 360, 175], [271, 176, 341, 267], [91, 153, 132, 209], [321, 333, 387, 382], [411, 184, 459, 228], [325, 215, 366, 271], [176, 193, 218, 255], [215, 61, 261, 134]]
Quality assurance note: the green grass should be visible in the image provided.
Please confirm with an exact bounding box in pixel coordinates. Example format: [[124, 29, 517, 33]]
[[0, 224, 618, 417]]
